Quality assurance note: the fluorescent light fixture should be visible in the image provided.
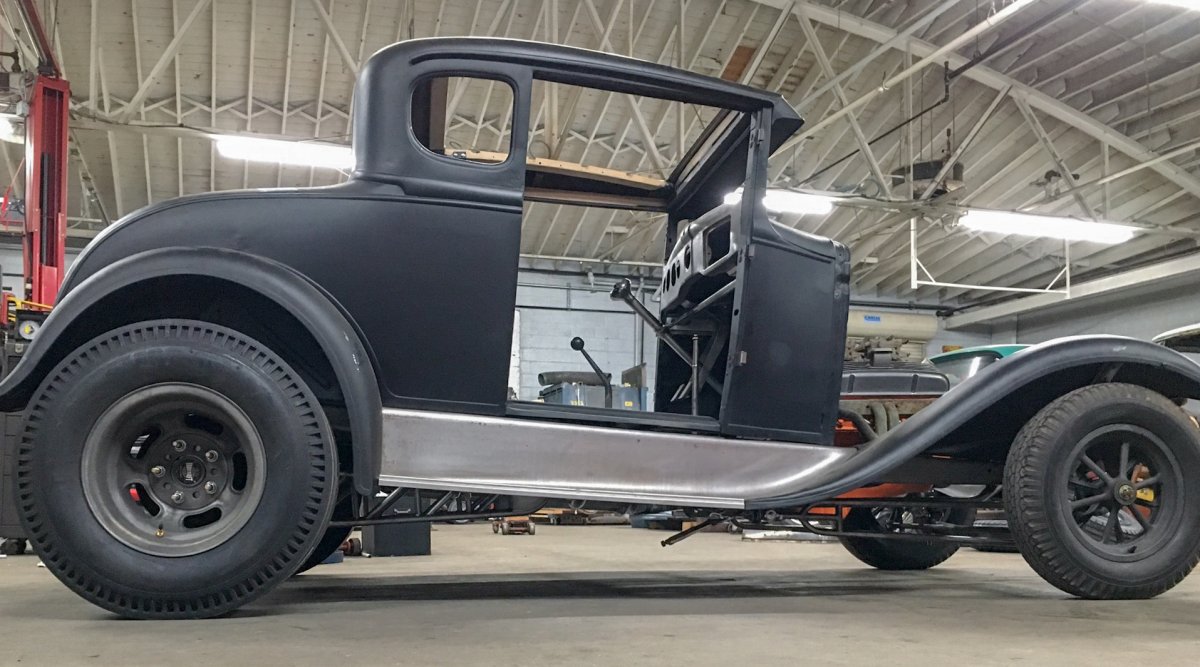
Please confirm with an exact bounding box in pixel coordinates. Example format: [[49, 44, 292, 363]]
[[215, 135, 354, 170], [723, 188, 835, 215], [0, 116, 22, 144], [1144, 0, 1200, 10], [959, 209, 1138, 244]]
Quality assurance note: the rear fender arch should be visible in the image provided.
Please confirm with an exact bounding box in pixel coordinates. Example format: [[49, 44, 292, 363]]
[[0, 247, 382, 495], [747, 336, 1200, 509]]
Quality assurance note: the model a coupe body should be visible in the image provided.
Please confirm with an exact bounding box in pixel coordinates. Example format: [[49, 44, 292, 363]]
[[5, 39, 1200, 619]]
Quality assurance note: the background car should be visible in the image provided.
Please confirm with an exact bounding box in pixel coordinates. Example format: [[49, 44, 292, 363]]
[[929, 344, 1029, 386]]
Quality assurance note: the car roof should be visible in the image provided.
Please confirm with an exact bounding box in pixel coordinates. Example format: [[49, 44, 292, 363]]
[[928, 344, 1029, 362], [1153, 323, 1200, 352], [355, 38, 805, 215]]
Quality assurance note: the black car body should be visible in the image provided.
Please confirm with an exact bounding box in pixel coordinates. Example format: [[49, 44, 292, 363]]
[[5, 38, 1200, 618]]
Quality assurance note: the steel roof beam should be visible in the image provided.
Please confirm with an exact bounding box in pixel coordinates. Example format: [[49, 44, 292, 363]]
[[748, 0, 1200, 204], [795, 6, 891, 197], [1013, 95, 1094, 217], [118, 0, 212, 123], [307, 0, 359, 76]]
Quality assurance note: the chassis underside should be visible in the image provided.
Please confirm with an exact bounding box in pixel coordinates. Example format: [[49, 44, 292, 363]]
[[341, 484, 1015, 550]]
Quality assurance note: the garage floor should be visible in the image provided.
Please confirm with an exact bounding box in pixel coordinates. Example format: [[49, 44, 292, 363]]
[[3, 524, 1199, 665]]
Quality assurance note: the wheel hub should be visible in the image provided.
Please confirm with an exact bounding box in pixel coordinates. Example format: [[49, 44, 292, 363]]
[[1063, 423, 1183, 562], [172, 455, 207, 487], [1114, 482, 1136, 506], [80, 383, 266, 557]]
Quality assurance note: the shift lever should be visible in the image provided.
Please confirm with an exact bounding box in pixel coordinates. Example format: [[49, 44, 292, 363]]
[[609, 278, 722, 401], [571, 337, 612, 409]]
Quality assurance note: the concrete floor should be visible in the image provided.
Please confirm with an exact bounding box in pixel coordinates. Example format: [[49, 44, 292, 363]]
[[3, 525, 1200, 665]]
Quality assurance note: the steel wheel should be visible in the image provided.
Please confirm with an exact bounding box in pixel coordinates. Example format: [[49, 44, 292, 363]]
[[18, 320, 338, 619], [81, 383, 267, 557], [1005, 383, 1200, 599], [1062, 424, 1183, 562]]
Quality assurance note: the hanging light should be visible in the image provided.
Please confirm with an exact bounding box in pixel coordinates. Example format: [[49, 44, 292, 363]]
[[1143, 0, 1200, 10], [0, 116, 23, 144], [723, 188, 836, 215], [959, 209, 1138, 244], [214, 135, 354, 170]]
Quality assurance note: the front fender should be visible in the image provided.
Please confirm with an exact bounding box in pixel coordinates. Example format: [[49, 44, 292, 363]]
[[0, 247, 382, 495], [747, 335, 1200, 509]]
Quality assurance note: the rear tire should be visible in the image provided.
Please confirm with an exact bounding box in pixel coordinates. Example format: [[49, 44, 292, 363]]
[[16, 320, 338, 618], [295, 495, 355, 575], [1005, 383, 1200, 599], [840, 501, 974, 570], [295, 527, 353, 574]]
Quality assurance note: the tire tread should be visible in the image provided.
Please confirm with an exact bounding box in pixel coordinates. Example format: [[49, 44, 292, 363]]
[[15, 320, 337, 619], [1004, 383, 1200, 599]]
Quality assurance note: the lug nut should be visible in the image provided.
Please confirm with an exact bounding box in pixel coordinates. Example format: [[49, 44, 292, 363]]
[[204, 450, 219, 463], [172, 439, 187, 452], [150, 465, 166, 478], [204, 481, 218, 495], [171, 491, 185, 504]]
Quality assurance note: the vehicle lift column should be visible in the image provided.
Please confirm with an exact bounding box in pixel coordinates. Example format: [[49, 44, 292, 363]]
[[1, 0, 70, 555]]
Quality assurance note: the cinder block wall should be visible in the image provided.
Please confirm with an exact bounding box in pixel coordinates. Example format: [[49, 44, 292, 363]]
[[515, 272, 657, 404]]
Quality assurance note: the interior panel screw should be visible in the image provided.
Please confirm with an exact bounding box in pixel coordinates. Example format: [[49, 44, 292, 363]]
[[171, 491, 185, 504], [204, 450, 219, 463], [172, 439, 187, 452]]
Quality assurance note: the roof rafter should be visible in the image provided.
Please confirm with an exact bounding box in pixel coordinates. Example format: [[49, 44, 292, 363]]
[[749, 0, 1200, 203]]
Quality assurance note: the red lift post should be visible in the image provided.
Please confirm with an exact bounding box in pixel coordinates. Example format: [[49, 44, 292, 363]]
[[3, 0, 69, 338], [0, 0, 68, 555], [23, 74, 69, 307]]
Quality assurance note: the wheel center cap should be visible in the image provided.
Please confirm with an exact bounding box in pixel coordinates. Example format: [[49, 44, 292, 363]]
[[172, 456, 207, 487], [1115, 483, 1136, 505]]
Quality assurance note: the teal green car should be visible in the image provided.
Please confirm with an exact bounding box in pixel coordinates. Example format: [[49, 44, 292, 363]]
[[929, 344, 1029, 386]]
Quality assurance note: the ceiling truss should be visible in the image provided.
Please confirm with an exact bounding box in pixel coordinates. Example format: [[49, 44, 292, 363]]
[[0, 0, 1192, 308]]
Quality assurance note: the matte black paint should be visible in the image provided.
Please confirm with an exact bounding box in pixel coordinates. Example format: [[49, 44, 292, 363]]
[[3, 39, 1200, 504], [746, 336, 1200, 509], [0, 248, 382, 495], [59, 184, 522, 414]]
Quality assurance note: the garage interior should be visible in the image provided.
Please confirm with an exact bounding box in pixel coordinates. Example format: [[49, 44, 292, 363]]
[[2, 0, 1200, 663]]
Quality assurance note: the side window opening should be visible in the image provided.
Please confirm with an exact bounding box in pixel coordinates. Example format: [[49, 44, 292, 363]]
[[412, 76, 515, 165]]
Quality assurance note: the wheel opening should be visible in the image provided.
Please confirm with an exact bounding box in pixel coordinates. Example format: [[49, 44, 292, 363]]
[[182, 507, 222, 529], [128, 483, 161, 517], [231, 452, 248, 491], [184, 412, 224, 436], [128, 426, 162, 459]]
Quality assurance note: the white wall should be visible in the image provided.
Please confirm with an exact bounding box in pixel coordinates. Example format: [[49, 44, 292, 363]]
[[0, 245, 28, 294], [928, 325, 993, 355], [989, 287, 1200, 345], [515, 272, 657, 402], [0, 245, 80, 295]]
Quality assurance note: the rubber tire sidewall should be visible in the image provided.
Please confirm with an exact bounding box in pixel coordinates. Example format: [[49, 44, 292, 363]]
[[1005, 383, 1200, 598], [17, 320, 338, 618], [295, 493, 356, 575], [840, 505, 974, 570]]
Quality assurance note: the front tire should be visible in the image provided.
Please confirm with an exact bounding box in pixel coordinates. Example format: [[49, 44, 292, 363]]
[[16, 320, 338, 618], [1005, 383, 1200, 599]]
